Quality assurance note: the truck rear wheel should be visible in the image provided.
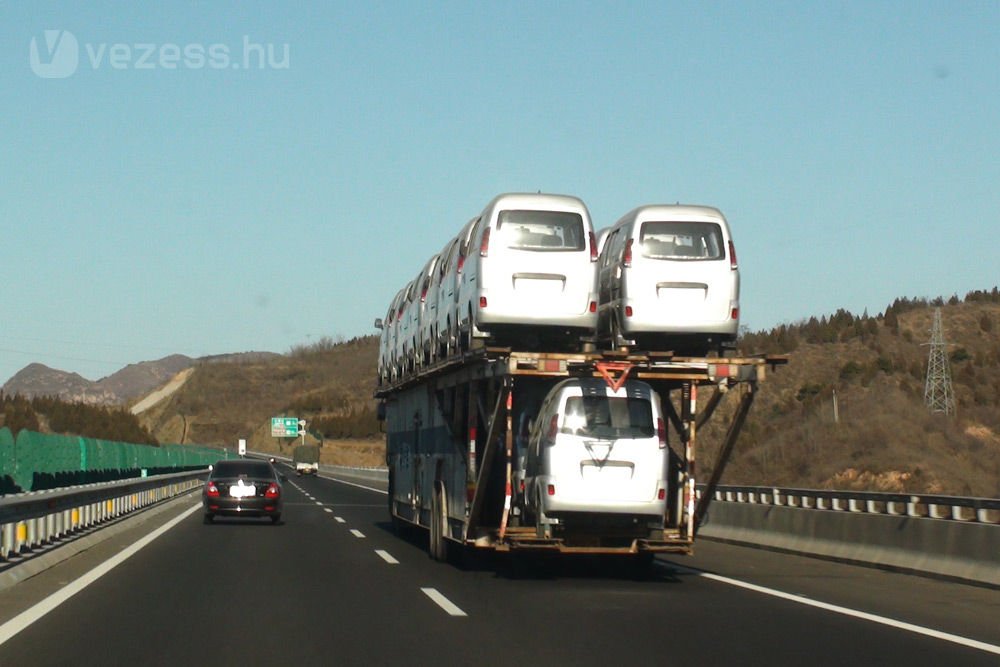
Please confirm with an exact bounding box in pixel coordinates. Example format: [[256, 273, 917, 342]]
[[429, 483, 449, 562]]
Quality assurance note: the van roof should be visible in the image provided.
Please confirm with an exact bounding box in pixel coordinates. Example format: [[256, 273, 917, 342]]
[[620, 204, 727, 226], [485, 192, 589, 214], [550, 377, 654, 398]]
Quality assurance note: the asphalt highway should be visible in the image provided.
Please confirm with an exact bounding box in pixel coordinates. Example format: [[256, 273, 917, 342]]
[[0, 466, 996, 666]]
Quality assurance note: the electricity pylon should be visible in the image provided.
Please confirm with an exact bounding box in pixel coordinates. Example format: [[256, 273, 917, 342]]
[[923, 308, 956, 416]]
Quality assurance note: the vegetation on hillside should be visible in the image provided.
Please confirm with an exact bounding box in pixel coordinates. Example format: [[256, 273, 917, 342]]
[[702, 288, 1000, 497], [0, 393, 159, 444], [131, 291, 1000, 496], [138, 335, 380, 453]]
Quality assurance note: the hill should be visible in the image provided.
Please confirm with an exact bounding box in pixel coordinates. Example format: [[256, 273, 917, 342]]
[[703, 290, 1000, 497], [2, 352, 282, 406], [135, 336, 382, 466], [24, 291, 1000, 496]]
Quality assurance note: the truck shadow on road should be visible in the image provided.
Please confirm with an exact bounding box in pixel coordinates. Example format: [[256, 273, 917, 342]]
[[374, 519, 689, 583]]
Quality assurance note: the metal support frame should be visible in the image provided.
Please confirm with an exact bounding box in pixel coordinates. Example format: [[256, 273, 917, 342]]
[[466, 377, 511, 538], [694, 384, 756, 534]]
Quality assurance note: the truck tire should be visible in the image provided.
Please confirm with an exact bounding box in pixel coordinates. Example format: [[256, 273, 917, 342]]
[[429, 483, 448, 562], [388, 472, 404, 535]]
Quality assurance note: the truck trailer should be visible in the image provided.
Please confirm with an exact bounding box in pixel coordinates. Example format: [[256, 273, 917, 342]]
[[376, 346, 784, 563]]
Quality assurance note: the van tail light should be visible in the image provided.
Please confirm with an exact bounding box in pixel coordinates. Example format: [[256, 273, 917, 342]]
[[657, 418, 666, 448], [589, 300, 597, 313], [421, 284, 428, 302], [480, 228, 491, 257], [658, 488, 666, 500], [625, 306, 633, 318], [547, 415, 559, 441], [206, 482, 220, 498], [479, 296, 488, 308], [729, 240, 738, 270], [547, 484, 556, 496], [265, 483, 280, 499], [623, 238, 633, 268], [731, 307, 739, 320], [589, 231, 598, 262], [457, 254, 465, 274]]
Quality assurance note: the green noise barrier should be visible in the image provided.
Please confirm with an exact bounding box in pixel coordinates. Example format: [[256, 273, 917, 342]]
[[0, 428, 238, 492]]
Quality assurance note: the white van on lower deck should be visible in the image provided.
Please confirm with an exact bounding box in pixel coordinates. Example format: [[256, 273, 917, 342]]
[[522, 378, 669, 538]]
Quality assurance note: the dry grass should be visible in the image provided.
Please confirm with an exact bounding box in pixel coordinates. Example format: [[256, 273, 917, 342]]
[[139, 303, 1000, 496]]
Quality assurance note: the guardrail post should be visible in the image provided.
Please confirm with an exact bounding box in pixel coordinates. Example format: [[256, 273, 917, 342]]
[[928, 503, 950, 519], [26, 518, 37, 550], [1, 523, 12, 560], [978, 507, 1000, 524], [15, 522, 26, 554], [907, 497, 927, 517], [951, 505, 975, 521]]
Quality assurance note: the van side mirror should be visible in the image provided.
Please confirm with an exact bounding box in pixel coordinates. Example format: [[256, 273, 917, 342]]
[[374, 318, 384, 330]]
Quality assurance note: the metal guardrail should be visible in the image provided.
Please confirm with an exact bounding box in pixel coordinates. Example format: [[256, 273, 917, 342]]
[[0, 469, 208, 560], [703, 484, 1000, 524]]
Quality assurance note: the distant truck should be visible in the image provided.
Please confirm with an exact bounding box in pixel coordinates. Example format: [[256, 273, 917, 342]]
[[292, 444, 320, 476]]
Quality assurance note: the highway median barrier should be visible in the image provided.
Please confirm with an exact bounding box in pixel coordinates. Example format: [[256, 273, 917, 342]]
[[698, 485, 1000, 587]]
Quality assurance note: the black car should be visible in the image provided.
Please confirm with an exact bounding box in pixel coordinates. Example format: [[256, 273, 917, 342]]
[[203, 459, 285, 524]]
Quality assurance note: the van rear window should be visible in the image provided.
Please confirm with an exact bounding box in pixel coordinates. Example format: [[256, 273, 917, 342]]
[[497, 210, 585, 251], [560, 396, 654, 438], [640, 221, 724, 260]]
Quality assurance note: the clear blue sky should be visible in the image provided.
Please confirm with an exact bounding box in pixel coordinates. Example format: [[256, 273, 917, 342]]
[[2, 2, 998, 385]]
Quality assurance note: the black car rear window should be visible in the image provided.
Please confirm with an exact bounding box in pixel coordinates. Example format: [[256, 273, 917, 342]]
[[212, 460, 274, 477]]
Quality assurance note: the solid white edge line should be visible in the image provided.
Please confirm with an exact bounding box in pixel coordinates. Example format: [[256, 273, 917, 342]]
[[0, 502, 202, 647], [676, 565, 1000, 656], [421, 587, 467, 617], [350, 529, 366, 538], [375, 550, 399, 564], [319, 474, 388, 495]]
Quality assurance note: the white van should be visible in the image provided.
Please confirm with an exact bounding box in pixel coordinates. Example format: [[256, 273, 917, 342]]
[[375, 286, 407, 385], [457, 193, 599, 351], [597, 205, 740, 355], [433, 217, 479, 360], [522, 378, 669, 538], [392, 280, 415, 378], [406, 253, 440, 369]]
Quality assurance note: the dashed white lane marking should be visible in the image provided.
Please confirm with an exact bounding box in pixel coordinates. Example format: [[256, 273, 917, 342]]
[[0, 502, 201, 647], [320, 474, 387, 495], [421, 588, 467, 617], [323, 508, 333, 514], [334, 517, 346, 523], [350, 529, 365, 538], [675, 565, 1000, 656], [315, 501, 324, 506], [375, 550, 399, 564]]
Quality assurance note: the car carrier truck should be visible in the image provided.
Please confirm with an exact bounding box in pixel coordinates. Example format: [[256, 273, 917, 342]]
[[376, 346, 784, 563]]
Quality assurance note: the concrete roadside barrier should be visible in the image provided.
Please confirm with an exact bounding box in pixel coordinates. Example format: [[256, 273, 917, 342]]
[[698, 500, 1000, 587]]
